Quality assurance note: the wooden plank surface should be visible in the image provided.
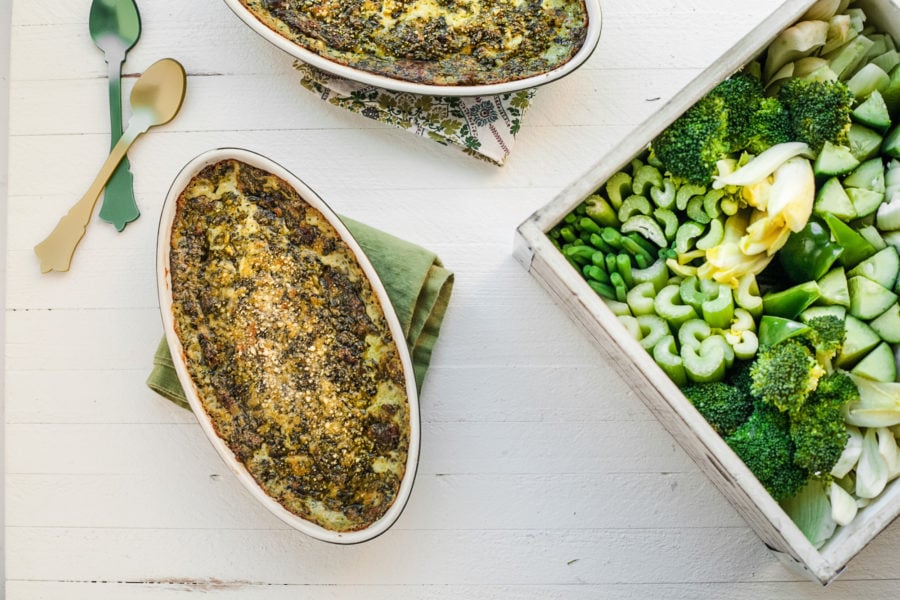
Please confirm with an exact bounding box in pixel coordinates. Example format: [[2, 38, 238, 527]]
[[5, 0, 899, 597]]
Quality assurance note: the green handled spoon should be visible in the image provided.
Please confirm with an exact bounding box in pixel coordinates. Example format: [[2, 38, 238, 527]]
[[89, 0, 142, 231], [34, 58, 186, 274]]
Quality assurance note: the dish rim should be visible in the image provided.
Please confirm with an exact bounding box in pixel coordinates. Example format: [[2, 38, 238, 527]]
[[221, 0, 603, 96], [155, 146, 421, 544]]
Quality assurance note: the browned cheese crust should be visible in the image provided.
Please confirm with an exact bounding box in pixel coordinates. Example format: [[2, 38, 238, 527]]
[[239, 0, 589, 86], [168, 159, 410, 532]]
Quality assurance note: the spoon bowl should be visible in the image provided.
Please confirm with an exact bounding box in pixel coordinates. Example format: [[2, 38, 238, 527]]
[[34, 58, 187, 273], [130, 58, 187, 128], [89, 0, 140, 52]]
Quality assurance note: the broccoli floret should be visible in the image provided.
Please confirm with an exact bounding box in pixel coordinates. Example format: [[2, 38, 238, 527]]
[[725, 359, 755, 397], [744, 97, 792, 154], [707, 72, 767, 152], [789, 370, 857, 476], [749, 339, 826, 415], [726, 402, 809, 501], [652, 94, 729, 185], [681, 381, 753, 436], [778, 78, 854, 153], [799, 315, 846, 371]]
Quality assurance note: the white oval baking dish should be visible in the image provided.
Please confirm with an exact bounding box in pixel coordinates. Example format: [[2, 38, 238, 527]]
[[222, 0, 603, 96], [156, 147, 420, 544]]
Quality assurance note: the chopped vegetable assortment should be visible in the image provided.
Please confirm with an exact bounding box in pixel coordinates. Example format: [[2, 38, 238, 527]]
[[549, 0, 900, 548]]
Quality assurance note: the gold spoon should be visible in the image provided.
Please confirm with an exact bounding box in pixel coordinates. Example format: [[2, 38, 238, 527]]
[[34, 58, 186, 273]]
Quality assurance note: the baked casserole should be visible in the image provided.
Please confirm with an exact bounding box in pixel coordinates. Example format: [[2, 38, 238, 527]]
[[166, 157, 411, 533], [237, 0, 591, 86]]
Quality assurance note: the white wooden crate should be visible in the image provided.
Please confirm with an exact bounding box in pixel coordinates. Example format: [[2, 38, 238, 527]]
[[514, 0, 900, 585]]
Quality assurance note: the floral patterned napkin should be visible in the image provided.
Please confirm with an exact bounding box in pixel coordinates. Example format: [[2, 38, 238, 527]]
[[295, 61, 535, 166]]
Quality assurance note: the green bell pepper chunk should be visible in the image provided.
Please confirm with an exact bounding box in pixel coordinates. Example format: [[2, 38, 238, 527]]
[[762, 281, 822, 319], [758, 315, 810, 349], [779, 218, 845, 283], [823, 212, 878, 269], [652, 335, 687, 386]]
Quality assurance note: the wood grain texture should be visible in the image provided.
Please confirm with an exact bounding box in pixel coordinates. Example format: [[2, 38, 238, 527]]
[[6, 0, 899, 597]]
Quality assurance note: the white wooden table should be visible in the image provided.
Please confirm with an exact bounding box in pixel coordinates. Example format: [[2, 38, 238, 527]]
[[5, 1, 900, 598]]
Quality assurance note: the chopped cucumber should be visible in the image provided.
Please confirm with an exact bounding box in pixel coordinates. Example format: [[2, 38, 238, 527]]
[[852, 89, 892, 131], [881, 62, 900, 117], [848, 275, 898, 319], [836, 315, 882, 368], [876, 196, 900, 230], [846, 187, 885, 218], [848, 123, 884, 162], [847, 246, 900, 289], [843, 157, 885, 192], [851, 341, 897, 382], [814, 142, 861, 177], [800, 305, 848, 322], [871, 50, 900, 75], [847, 63, 891, 99], [883, 122, 900, 158], [816, 266, 851, 307], [827, 34, 875, 80], [858, 225, 888, 251], [884, 230, 900, 261], [869, 302, 900, 343], [814, 177, 856, 221]]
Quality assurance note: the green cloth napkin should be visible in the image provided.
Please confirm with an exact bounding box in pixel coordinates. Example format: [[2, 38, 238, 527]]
[[147, 217, 454, 409], [295, 61, 536, 166]]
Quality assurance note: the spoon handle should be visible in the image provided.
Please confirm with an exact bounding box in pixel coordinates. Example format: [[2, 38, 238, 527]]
[[34, 122, 144, 273], [98, 52, 141, 231]]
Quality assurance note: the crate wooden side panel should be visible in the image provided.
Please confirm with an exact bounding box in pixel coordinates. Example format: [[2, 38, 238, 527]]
[[515, 0, 900, 585]]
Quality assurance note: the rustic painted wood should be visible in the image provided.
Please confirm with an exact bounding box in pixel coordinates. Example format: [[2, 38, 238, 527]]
[[6, 0, 899, 597]]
